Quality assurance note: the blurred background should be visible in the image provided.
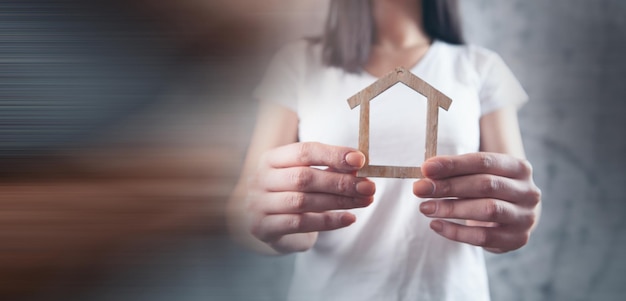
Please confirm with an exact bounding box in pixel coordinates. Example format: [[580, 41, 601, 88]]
[[1, 0, 624, 300]]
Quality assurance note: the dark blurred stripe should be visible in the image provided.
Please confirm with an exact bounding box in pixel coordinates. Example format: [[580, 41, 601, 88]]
[[0, 0, 177, 156]]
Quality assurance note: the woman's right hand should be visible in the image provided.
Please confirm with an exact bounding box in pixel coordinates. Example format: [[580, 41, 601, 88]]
[[245, 142, 376, 254]]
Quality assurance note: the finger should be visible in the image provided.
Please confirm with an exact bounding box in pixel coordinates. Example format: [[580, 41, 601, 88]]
[[324, 166, 358, 176], [252, 212, 355, 242], [484, 246, 511, 254], [421, 152, 532, 180], [429, 220, 528, 251], [269, 232, 318, 253], [261, 167, 376, 196], [413, 174, 537, 205], [262, 142, 365, 172], [419, 198, 525, 226], [254, 192, 373, 214]]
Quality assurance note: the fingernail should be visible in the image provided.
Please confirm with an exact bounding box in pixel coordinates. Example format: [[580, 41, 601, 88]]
[[430, 220, 444, 232], [340, 213, 356, 226], [414, 179, 435, 196], [355, 181, 375, 195], [420, 201, 436, 215], [422, 160, 443, 176], [345, 152, 365, 168]]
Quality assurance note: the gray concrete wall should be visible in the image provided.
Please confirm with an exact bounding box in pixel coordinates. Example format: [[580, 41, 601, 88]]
[[461, 1, 626, 300]]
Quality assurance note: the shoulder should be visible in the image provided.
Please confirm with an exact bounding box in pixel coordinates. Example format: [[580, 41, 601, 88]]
[[437, 41, 502, 70], [434, 41, 500, 62], [254, 39, 330, 111], [434, 41, 504, 75], [270, 39, 323, 71], [433, 41, 528, 113]]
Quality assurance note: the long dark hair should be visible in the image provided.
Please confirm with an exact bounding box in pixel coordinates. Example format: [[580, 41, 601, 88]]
[[321, 0, 464, 73]]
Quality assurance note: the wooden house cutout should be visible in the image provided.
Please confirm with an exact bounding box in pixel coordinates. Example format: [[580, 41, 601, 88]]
[[347, 67, 452, 178]]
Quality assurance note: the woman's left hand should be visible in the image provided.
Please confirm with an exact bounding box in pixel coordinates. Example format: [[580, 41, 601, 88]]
[[413, 152, 541, 253]]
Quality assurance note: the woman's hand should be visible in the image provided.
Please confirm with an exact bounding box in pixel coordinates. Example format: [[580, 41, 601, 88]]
[[413, 152, 541, 253], [245, 142, 376, 254]]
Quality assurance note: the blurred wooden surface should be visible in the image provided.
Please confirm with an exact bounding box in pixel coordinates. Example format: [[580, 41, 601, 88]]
[[0, 147, 241, 298], [0, 0, 329, 298]]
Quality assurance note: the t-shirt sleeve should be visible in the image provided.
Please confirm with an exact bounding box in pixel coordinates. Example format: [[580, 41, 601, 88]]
[[477, 52, 529, 116], [253, 42, 304, 112]]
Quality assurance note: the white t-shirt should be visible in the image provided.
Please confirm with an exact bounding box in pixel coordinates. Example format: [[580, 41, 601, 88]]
[[254, 40, 528, 301]]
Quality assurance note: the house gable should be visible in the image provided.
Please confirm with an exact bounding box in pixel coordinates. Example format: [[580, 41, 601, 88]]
[[347, 67, 452, 178]]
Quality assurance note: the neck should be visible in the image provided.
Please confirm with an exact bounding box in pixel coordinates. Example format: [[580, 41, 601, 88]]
[[365, 0, 432, 77], [372, 0, 431, 50]]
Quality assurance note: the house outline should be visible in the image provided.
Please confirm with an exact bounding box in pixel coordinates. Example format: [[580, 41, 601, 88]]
[[347, 67, 453, 178]]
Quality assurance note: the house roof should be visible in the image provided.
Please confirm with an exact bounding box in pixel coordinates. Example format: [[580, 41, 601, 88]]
[[347, 67, 452, 110]]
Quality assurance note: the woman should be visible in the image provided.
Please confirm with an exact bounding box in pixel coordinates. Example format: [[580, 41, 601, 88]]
[[229, 0, 542, 300]]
